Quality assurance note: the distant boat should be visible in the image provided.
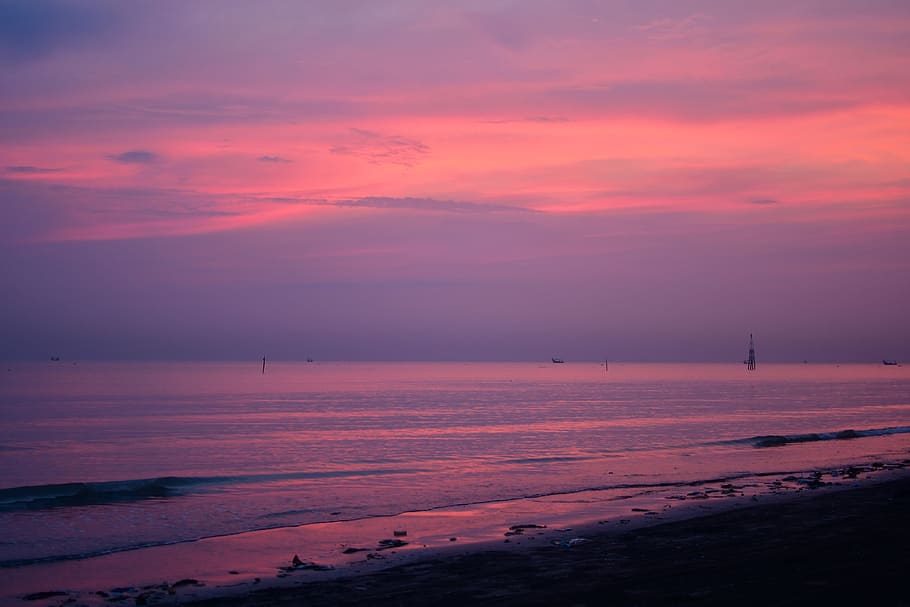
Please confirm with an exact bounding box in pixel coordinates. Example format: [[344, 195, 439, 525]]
[[551, 357, 565, 364], [883, 359, 898, 366]]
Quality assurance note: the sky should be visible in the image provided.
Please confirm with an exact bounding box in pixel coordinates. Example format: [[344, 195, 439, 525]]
[[1, 0, 909, 363]]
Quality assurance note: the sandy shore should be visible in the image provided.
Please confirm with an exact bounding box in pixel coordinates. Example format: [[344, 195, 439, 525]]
[[9, 465, 909, 606], [171, 471, 910, 607]]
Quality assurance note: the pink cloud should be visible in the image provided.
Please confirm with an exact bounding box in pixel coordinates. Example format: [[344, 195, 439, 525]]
[[2, 1, 909, 360]]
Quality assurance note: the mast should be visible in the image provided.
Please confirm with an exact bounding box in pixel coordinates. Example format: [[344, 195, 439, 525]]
[[746, 334, 756, 370]]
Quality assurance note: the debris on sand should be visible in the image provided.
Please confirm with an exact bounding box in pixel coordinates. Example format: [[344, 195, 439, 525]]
[[504, 524, 547, 536], [281, 554, 335, 572], [552, 537, 591, 548], [377, 539, 408, 550]]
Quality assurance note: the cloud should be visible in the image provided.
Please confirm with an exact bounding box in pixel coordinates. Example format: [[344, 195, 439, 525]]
[[335, 196, 533, 214], [126, 94, 358, 125], [330, 128, 429, 166], [0, 178, 243, 244], [0, 94, 362, 144], [634, 13, 715, 41], [109, 150, 159, 164], [749, 198, 779, 205], [543, 76, 859, 122], [6, 165, 61, 174], [257, 155, 291, 163], [234, 195, 535, 215], [482, 116, 571, 124]]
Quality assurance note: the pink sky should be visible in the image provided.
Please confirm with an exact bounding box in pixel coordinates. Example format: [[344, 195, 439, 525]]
[[2, 0, 909, 362]]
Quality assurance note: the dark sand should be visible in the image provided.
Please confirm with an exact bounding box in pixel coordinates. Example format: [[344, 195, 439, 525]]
[[185, 474, 910, 607]]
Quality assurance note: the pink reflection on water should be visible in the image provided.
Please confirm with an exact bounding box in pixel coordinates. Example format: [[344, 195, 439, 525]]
[[1, 361, 909, 604], [6, 361, 908, 397]]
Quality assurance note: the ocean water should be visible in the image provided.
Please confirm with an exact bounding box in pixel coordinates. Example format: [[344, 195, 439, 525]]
[[1, 361, 909, 572]]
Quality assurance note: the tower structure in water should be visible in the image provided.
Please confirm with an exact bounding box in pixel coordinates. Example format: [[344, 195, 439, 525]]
[[745, 334, 756, 370]]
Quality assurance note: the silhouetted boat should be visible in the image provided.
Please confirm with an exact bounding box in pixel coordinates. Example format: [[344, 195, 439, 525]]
[[551, 357, 565, 364], [882, 359, 898, 366]]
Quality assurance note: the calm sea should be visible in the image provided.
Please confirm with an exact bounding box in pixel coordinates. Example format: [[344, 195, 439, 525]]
[[1, 361, 909, 570]]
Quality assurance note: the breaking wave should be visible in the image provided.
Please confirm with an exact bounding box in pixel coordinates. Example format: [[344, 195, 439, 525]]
[[747, 426, 910, 448], [0, 468, 425, 512]]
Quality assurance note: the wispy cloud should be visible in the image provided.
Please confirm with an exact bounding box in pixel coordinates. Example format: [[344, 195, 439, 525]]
[[0, 178, 251, 243], [256, 195, 534, 214], [749, 198, 779, 205], [634, 13, 714, 41], [6, 165, 61, 174], [257, 155, 291, 163], [330, 128, 429, 166], [335, 196, 533, 214], [482, 116, 571, 125], [108, 150, 159, 164], [542, 76, 860, 122]]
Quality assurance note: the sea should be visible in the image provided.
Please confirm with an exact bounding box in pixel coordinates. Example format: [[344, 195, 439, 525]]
[[1, 361, 909, 601]]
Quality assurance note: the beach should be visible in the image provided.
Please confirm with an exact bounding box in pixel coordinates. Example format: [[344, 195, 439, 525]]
[[180, 470, 910, 607], [12, 466, 909, 606]]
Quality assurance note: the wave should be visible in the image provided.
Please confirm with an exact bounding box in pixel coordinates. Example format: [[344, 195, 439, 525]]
[[0, 467, 813, 568], [6, 456, 910, 569], [0, 477, 188, 511], [745, 425, 910, 448], [6, 426, 905, 511], [0, 468, 424, 512]]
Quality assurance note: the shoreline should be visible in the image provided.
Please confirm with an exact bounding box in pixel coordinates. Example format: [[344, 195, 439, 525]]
[[6, 461, 910, 606], [189, 467, 910, 606]]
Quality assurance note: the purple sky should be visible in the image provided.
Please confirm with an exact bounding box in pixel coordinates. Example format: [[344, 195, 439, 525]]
[[2, 1, 909, 362]]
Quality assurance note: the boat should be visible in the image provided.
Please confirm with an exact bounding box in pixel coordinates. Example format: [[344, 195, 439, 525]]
[[551, 357, 565, 364], [883, 359, 898, 366]]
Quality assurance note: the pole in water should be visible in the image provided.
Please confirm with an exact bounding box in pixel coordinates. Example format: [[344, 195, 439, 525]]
[[605, 359, 608, 372], [262, 356, 266, 374]]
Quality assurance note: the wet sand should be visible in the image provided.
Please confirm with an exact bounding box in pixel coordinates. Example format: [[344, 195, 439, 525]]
[[180, 472, 910, 607]]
